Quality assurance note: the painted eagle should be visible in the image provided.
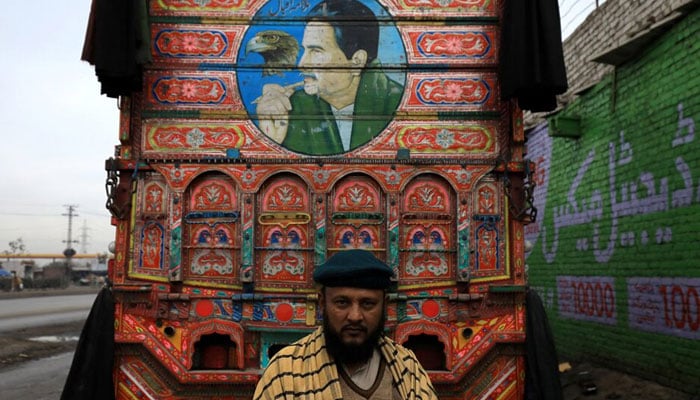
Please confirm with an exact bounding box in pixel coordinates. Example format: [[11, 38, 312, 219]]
[[245, 30, 299, 77]]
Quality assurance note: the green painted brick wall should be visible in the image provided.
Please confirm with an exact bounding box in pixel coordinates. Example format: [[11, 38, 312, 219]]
[[525, 9, 700, 394]]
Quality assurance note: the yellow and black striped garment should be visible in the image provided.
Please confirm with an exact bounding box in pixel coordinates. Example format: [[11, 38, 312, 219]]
[[253, 327, 438, 400]]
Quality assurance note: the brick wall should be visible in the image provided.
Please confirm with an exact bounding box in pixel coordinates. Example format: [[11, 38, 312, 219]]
[[526, 0, 694, 128], [562, 0, 690, 94], [525, 6, 700, 393]]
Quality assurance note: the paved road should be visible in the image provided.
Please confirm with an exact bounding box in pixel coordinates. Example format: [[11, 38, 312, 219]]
[[0, 352, 75, 400], [0, 293, 95, 398], [0, 294, 96, 332]]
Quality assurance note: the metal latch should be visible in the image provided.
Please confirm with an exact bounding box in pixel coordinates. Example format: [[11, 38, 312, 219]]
[[306, 293, 318, 326]]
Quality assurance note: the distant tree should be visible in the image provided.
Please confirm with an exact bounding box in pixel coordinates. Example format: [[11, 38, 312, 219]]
[[2, 237, 26, 256]]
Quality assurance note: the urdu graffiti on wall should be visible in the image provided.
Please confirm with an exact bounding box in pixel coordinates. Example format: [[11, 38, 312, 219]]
[[540, 103, 697, 263]]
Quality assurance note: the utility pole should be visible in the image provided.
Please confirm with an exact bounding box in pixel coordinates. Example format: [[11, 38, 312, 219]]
[[62, 204, 79, 255], [80, 220, 90, 253], [62, 204, 80, 284]]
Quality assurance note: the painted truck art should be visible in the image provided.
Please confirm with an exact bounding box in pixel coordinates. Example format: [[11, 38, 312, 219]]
[[102, 0, 534, 398]]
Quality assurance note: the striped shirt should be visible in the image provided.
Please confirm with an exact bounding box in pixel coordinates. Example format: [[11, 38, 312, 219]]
[[253, 327, 438, 400]]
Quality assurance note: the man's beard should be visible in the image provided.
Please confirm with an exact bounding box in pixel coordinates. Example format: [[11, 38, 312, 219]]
[[323, 309, 385, 365]]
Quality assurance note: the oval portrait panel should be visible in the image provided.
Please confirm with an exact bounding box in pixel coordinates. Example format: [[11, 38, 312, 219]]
[[237, 0, 406, 156]]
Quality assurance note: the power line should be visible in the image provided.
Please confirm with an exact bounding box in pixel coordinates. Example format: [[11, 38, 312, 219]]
[[80, 209, 111, 218], [559, 0, 568, 12], [560, 0, 582, 21], [562, 2, 596, 35], [0, 212, 64, 217]]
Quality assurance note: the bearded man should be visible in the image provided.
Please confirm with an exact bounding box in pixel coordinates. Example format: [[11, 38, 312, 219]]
[[253, 249, 437, 399]]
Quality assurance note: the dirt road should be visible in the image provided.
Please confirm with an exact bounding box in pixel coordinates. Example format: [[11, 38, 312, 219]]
[[558, 359, 693, 400], [0, 320, 83, 371], [0, 286, 97, 370]]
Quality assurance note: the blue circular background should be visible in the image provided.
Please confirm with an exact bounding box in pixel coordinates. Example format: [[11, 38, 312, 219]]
[[236, 0, 407, 126]]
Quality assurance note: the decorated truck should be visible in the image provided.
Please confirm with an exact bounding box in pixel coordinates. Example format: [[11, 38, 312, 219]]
[[97, 0, 536, 398]]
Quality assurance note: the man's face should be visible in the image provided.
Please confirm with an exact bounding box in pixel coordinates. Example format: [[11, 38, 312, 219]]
[[321, 286, 385, 363], [298, 22, 361, 107]]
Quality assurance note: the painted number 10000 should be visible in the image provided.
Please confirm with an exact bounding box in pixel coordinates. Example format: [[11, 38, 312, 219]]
[[627, 277, 700, 339], [571, 281, 616, 318], [557, 276, 617, 325], [659, 284, 700, 331]]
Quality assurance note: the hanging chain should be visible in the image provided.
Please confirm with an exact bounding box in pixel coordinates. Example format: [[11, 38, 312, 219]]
[[105, 157, 137, 219], [105, 157, 120, 218], [504, 161, 538, 223], [521, 161, 538, 222]]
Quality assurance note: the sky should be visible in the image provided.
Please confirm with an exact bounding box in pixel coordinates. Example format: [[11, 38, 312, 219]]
[[0, 1, 118, 255], [0, 0, 599, 256], [559, 0, 606, 40]]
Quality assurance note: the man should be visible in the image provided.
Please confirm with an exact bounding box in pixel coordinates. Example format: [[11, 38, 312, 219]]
[[11, 271, 22, 292], [253, 249, 437, 399], [255, 0, 404, 155]]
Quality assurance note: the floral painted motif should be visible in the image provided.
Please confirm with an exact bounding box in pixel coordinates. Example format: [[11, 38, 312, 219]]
[[144, 182, 166, 213], [335, 182, 379, 211], [335, 227, 380, 249], [256, 175, 312, 286], [152, 77, 227, 105], [407, 184, 446, 211], [404, 227, 449, 277], [401, 73, 498, 112], [475, 222, 499, 271], [140, 222, 165, 269], [383, 0, 496, 15], [417, 78, 489, 105], [190, 249, 234, 275], [260, 228, 307, 279], [477, 184, 497, 214], [263, 183, 305, 210], [154, 29, 229, 57], [415, 31, 491, 58], [190, 181, 235, 210]]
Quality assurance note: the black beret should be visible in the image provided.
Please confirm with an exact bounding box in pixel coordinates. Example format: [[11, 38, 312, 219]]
[[313, 249, 394, 289]]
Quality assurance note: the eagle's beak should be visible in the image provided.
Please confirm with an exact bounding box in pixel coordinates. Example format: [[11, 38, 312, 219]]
[[245, 36, 274, 56]]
